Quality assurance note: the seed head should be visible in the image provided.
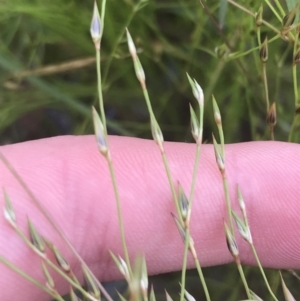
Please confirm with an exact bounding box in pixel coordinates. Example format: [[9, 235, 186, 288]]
[[3, 189, 16, 225], [260, 36, 268, 63], [282, 3, 299, 29], [126, 28, 137, 58], [92, 107, 109, 156], [255, 5, 263, 27], [266, 102, 276, 127], [212, 134, 225, 173], [150, 117, 164, 153], [212, 95, 222, 126], [224, 222, 239, 259], [90, 1, 102, 49]]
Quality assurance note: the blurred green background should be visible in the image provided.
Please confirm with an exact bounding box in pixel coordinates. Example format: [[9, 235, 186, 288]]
[[0, 0, 299, 299], [1, 0, 298, 145]]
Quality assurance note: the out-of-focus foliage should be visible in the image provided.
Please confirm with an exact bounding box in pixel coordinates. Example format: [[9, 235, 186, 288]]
[[0, 0, 297, 144]]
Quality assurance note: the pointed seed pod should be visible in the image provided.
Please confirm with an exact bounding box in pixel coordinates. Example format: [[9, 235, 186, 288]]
[[294, 48, 300, 65], [282, 4, 299, 29], [82, 264, 100, 299], [224, 222, 239, 259], [260, 36, 268, 63], [134, 56, 146, 85], [165, 291, 174, 301], [150, 117, 164, 153], [193, 80, 204, 107], [255, 5, 263, 27], [212, 134, 225, 172], [212, 95, 222, 126], [237, 186, 246, 213], [28, 219, 45, 253], [150, 285, 156, 301], [171, 213, 186, 243], [70, 287, 82, 301], [186, 73, 204, 106], [178, 183, 189, 222], [41, 261, 55, 290], [189, 104, 200, 143], [3, 189, 16, 224], [184, 289, 196, 301], [52, 245, 70, 273], [119, 256, 130, 281], [249, 290, 264, 301], [126, 28, 137, 58], [90, 1, 102, 49], [109, 251, 130, 281], [140, 257, 148, 296], [232, 210, 252, 244], [266, 102, 276, 127], [280, 272, 296, 301], [92, 107, 109, 156], [117, 292, 127, 301]]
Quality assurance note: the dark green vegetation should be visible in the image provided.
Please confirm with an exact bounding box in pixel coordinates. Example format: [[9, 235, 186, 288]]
[[1, 0, 299, 299]]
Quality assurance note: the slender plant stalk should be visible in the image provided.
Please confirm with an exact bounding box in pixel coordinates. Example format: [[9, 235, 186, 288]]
[[92, 1, 132, 275], [96, 50, 107, 134], [262, 62, 270, 113], [226, 0, 281, 34], [161, 152, 182, 224], [237, 263, 251, 299], [212, 97, 233, 234], [272, 0, 285, 17], [292, 30, 299, 107], [180, 77, 210, 301], [0, 151, 114, 301], [194, 254, 211, 301], [264, 0, 282, 21], [222, 175, 234, 234], [8, 219, 100, 301], [250, 245, 279, 301], [107, 155, 132, 275], [179, 146, 201, 301], [0, 256, 65, 301]]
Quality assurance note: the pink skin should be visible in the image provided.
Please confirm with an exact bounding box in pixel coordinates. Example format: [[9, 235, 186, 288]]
[[0, 135, 300, 300]]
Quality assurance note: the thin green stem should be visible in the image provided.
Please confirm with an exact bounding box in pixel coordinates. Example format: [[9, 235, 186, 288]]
[[140, 84, 181, 222], [180, 235, 190, 301], [180, 100, 208, 301], [227, 0, 281, 35], [107, 155, 132, 275], [293, 31, 299, 107], [194, 257, 211, 301], [180, 146, 203, 301], [264, 0, 283, 21], [222, 173, 234, 235], [142, 87, 156, 120], [272, 0, 286, 17], [96, 50, 107, 134], [0, 152, 114, 301], [251, 244, 279, 301], [237, 263, 251, 299], [217, 125, 225, 158], [10, 222, 100, 301], [292, 64, 298, 106], [0, 256, 65, 301], [100, 0, 107, 37], [262, 63, 270, 113], [161, 151, 182, 224]]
